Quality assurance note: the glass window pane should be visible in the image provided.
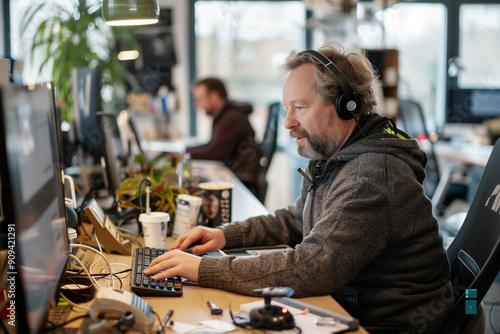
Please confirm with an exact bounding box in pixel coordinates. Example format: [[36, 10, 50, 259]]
[[459, 4, 500, 88], [195, 0, 306, 137], [383, 3, 447, 130]]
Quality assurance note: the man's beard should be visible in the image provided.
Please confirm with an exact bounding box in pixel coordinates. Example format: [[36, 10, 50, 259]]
[[290, 128, 340, 160]]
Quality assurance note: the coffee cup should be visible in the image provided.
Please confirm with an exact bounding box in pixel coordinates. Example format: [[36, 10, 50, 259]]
[[139, 212, 170, 249], [198, 182, 233, 228]]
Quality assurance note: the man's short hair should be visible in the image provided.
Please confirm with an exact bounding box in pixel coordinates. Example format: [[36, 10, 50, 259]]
[[281, 42, 378, 116], [194, 77, 228, 100]]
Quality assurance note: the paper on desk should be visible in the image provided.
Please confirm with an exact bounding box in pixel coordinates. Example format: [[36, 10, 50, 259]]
[[240, 300, 349, 334], [169, 320, 237, 333], [199, 320, 237, 332]]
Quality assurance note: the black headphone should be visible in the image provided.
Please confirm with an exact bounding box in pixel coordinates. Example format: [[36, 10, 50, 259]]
[[303, 49, 358, 120]]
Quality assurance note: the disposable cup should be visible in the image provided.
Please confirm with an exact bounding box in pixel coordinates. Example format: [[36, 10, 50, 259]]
[[139, 212, 170, 249], [173, 194, 203, 238], [198, 182, 233, 228]]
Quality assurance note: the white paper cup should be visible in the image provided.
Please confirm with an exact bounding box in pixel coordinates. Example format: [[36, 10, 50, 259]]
[[173, 194, 203, 238], [139, 212, 170, 249]]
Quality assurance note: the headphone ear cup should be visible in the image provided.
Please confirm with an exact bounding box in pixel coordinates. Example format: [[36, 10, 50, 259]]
[[335, 94, 354, 120]]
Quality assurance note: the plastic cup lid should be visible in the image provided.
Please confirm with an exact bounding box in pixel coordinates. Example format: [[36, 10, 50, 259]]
[[139, 212, 171, 223]]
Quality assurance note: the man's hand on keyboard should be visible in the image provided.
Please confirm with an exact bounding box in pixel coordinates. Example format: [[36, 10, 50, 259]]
[[170, 226, 226, 255], [143, 249, 202, 283]]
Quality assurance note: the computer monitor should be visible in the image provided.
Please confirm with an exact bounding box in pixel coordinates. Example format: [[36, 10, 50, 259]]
[[71, 67, 103, 166], [447, 88, 500, 123], [96, 112, 128, 196], [0, 82, 69, 334]]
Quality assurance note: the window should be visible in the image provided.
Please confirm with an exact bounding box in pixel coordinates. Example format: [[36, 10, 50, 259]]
[[459, 4, 500, 88], [194, 0, 306, 139], [383, 3, 447, 130]]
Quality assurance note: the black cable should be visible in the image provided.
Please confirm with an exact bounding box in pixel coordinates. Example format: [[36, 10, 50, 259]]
[[294, 325, 303, 334], [45, 314, 89, 331], [353, 112, 367, 137], [151, 310, 163, 334], [66, 268, 131, 277], [66, 269, 130, 289], [489, 299, 500, 334], [78, 218, 93, 239], [131, 238, 144, 248]]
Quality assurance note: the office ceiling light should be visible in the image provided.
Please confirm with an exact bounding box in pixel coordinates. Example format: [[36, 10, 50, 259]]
[[118, 50, 140, 61], [103, 0, 160, 26]]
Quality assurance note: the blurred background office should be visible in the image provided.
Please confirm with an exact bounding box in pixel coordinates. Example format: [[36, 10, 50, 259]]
[[1, 0, 500, 332], [2, 0, 500, 221]]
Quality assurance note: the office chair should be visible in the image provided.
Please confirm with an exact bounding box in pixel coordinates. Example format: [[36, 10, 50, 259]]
[[440, 138, 500, 334], [128, 111, 148, 155], [251, 102, 283, 203], [398, 100, 468, 214]]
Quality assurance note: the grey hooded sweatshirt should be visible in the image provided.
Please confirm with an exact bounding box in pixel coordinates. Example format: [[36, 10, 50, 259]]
[[198, 113, 453, 333]]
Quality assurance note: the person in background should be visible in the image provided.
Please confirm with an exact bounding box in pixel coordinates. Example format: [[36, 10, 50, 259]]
[[145, 43, 453, 333], [186, 77, 262, 193]]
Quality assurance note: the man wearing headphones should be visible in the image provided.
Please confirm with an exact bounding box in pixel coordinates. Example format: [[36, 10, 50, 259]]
[[145, 43, 453, 333]]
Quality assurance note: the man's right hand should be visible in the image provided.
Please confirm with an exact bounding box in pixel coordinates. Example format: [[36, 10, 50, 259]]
[[170, 226, 226, 255]]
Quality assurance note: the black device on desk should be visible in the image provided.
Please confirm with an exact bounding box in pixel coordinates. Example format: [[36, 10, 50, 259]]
[[230, 287, 295, 331], [130, 247, 183, 296], [249, 287, 295, 330], [0, 83, 70, 333]]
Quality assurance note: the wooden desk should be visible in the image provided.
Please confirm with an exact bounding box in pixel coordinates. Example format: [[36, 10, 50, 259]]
[[67, 160, 366, 333], [431, 141, 493, 210], [434, 141, 493, 169], [66, 240, 367, 334]]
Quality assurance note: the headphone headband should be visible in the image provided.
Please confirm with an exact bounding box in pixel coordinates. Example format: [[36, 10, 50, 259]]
[[303, 49, 358, 117]]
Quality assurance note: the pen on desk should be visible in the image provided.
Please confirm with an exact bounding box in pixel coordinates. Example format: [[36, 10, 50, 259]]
[[161, 308, 174, 330], [207, 300, 223, 314]]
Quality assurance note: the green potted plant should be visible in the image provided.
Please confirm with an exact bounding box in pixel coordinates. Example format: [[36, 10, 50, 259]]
[[22, 0, 138, 121]]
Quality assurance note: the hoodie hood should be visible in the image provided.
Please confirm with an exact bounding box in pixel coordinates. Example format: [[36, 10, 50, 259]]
[[309, 113, 428, 185], [213, 100, 253, 123]]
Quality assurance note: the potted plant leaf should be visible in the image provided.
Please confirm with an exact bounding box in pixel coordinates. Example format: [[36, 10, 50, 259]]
[[21, 0, 138, 121]]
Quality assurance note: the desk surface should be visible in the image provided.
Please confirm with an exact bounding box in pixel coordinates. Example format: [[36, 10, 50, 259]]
[[67, 161, 366, 333], [65, 239, 367, 334], [434, 141, 493, 168]]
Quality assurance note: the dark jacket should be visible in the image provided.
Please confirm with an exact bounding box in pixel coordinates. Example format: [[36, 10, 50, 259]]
[[187, 101, 262, 183], [198, 113, 453, 333]]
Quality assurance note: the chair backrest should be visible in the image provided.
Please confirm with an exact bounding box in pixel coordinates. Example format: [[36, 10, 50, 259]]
[[252, 102, 283, 203], [259, 102, 282, 171], [398, 100, 441, 197], [442, 138, 500, 333], [128, 112, 147, 155]]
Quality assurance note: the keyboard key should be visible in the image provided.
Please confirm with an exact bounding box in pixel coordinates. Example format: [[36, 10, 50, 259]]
[[130, 247, 183, 296]]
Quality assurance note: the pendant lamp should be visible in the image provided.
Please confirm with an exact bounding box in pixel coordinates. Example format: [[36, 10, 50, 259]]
[[103, 0, 160, 26]]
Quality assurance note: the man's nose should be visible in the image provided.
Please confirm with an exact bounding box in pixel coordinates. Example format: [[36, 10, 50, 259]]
[[283, 110, 299, 130]]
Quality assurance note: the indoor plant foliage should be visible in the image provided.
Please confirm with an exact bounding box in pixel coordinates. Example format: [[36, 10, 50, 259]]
[[22, 0, 137, 121]]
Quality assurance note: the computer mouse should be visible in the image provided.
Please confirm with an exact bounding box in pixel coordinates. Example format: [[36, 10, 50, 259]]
[[249, 304, 295, 330]]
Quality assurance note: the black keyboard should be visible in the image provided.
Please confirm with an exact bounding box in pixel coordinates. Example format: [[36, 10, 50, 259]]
[[130, 247, 183, 296]]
